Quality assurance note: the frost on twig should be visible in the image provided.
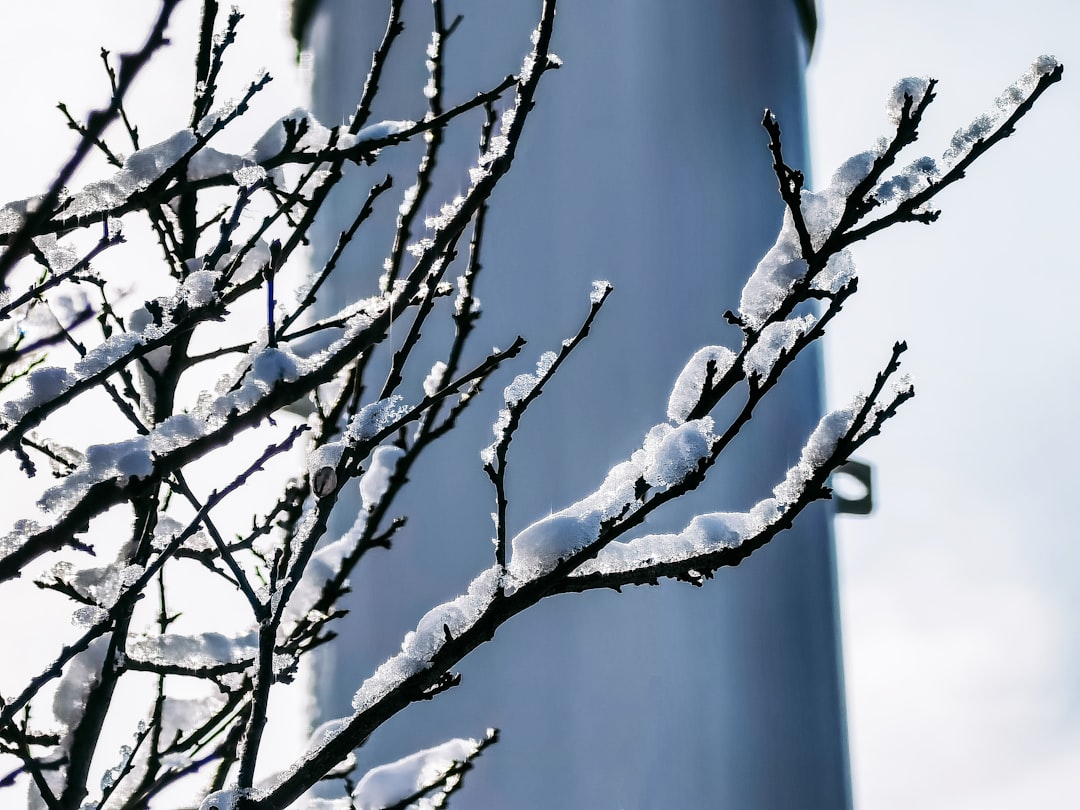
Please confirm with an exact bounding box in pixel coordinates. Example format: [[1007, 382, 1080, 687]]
[[0, 0, 1059, 805]]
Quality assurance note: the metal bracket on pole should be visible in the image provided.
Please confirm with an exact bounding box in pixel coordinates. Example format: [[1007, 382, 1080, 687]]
[[834, 459, 874, 515]]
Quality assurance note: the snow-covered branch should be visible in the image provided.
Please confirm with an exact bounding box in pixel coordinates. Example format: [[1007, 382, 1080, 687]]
[[0, 0, 1059, 806]]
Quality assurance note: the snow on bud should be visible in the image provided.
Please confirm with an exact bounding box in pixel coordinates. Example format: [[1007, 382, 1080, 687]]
[[944, 112, 996, 165], [128, 631, 258, 670], [481, 408, 511, 467], [503, 351, 557, 406], [210, 237, 271, 285], [33, 233, 78, 273], [250, 347, 300, 388], [667, 346, 736, 423], [352, 568, 499, 712], [887, 76, 932, 123], [743, 314, 816, 380], [468, 164, 489, 186], [199, 790, 238, 810], [773, 402, 862, 506], [799, 138, 888, 251], [640, 418, 714, 489], [510, 510, 602, 579], [997, 54, 1060, 109], [54, 637, 109, 730], [590, 279, 612, 304], [72, 605, 109, 627], [398, 183, 420, 217], [423, 361, 448, 397], [63, 130, 199, 220], [355, 119, 414, 143], [32, 366, 75, 400], [1031, 53, 1061, 75], [307, 441, 344, 483], [181, 269, 219, 307], [0, 199, 31, 234], [124, 130, 199, 185], [812, 248, 857, 295], [739, 212, 806, 329], [232, 163, 267, 187]]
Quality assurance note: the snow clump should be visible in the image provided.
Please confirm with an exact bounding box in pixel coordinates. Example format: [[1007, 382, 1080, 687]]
[[352, 736, 486, 810], [508, 418, 714, 579], [887, 76, 932, 124], [667, 345, 736, 423]]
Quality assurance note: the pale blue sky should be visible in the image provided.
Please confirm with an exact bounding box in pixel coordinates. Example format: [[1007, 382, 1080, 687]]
[[811, 2, 1079, 807]]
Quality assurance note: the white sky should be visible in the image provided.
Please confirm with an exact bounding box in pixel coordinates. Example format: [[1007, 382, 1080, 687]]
[[810, 2, 1080, 807], [0, 2, 1076, 808]]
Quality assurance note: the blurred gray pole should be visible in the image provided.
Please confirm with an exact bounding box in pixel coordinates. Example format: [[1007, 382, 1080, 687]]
[[299, 1, 851, 807]]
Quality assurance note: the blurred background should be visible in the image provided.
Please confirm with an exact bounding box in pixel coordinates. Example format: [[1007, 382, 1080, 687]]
[[0, 1, 1076, 807]]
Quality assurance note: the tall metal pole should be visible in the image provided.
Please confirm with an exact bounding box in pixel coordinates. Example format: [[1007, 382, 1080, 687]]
[[299, 1, 850, 806]]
